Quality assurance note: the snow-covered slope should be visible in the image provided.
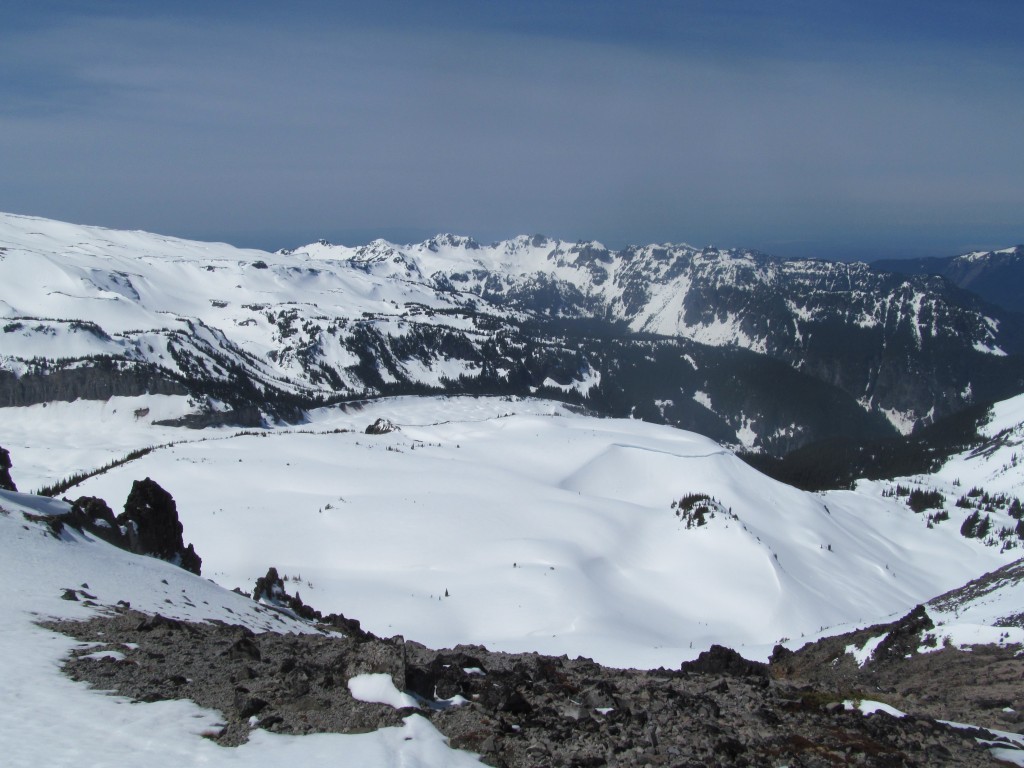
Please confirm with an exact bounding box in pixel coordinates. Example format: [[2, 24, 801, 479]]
[[799, 391, 1024, 648], [926, 557, 1024, 649], [4, 391, 1024, 765], [852, 392, 1024, 559], [4, 394, 1014, 669], [929, 393, 1024, 499], [0, 489, 481, 767]]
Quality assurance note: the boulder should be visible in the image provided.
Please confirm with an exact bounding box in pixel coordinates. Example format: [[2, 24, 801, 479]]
[[0, 445, 16, 491]]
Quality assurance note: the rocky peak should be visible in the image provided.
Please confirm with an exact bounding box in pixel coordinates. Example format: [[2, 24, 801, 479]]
[[424, 234, 480, 251]]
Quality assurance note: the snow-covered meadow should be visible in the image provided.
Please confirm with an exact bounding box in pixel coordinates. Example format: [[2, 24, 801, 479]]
[[3, 394, 1013, 669]]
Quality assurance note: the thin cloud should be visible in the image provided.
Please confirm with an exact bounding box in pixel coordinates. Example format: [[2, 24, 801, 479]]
[[0, 5, 1021, 258]]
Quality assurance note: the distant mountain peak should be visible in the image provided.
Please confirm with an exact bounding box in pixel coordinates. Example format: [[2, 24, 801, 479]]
[[423, 233, 480, 251]]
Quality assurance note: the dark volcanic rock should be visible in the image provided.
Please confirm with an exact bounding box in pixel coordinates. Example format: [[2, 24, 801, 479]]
[[680, 643, 769, 678], [117, 478, 202, 574], [47, 609, 1003, 766], [252, 566, 369, 640], [41, 493, 201, 576], [770, 603, 1024, 736], [364, 418, 399, 435], [0, 445, 16, 491], [65, 496, 122, 546], [871, 604, 934, 665]]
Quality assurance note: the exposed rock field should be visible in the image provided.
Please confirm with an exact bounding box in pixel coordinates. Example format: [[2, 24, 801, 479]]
[[49, 604, 1019, 767]]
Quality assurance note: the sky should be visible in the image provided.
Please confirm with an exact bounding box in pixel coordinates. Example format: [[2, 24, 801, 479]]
[[1, 0, 1022, 261]]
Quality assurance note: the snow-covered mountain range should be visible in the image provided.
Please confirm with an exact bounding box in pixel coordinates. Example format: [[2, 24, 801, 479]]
[[875, 245, 1024, 314], [3, 212, 1023, 453]]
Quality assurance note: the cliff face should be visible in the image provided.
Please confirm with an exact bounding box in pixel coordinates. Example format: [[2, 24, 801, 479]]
[[0, 364, 186, 408]]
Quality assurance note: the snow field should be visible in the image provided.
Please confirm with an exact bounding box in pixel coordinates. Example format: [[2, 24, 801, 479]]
[[6, 395, 1003, 668], [0, 490, 482, 767]]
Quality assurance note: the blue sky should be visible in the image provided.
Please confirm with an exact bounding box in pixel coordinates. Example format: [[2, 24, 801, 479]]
[[1, 1, 1022, 259]]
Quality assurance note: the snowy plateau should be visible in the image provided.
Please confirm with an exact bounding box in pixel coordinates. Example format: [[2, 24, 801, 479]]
[[1, 213, 1024, 766]]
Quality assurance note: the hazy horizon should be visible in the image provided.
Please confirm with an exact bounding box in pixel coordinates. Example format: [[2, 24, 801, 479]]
[[3, 1, 1022, 261]]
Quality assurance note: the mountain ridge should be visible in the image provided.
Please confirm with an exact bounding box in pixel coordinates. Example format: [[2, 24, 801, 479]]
[[874, 245, 1024, 314], [3, 212, 1024, 454]]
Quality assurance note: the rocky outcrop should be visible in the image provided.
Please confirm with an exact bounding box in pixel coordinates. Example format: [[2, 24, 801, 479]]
[[770, 605, 1023, 734], [252, 566, 287, 604], [64, 496, 122, 546], [364, 418, 399, 435], [0, 445, 16, 491], [32, 489, 200, 576], [251, 567, 370, 641], [48, 607, 1004, 766], [679, 643, 769, 678], [117, 479, 202, 575]]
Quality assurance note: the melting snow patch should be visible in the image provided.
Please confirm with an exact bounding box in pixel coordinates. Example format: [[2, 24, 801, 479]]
[[974, 341, 1008, 357], [990, 748, 1024, 766], [941, 719, 1024, 765], [845, 633, 888, 667], [843, 699, 905, 718], [880, 408, 917, 435], [348, 673, 420, 709], [735, 418, 757, 450], [918, 624, 1024, 653], [431, 694, 470, 711]]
